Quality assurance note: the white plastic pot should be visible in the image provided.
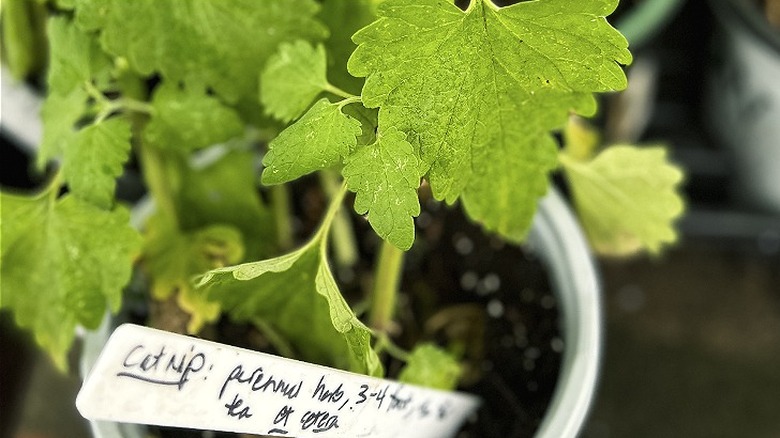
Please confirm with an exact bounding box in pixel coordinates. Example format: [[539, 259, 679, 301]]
[[707, 0, 780, 214]]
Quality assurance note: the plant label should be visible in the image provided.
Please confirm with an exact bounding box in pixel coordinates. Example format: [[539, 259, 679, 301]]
[[77, 324, 480, 437]]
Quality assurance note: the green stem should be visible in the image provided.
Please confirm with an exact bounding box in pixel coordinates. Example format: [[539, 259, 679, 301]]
[[337, 95, 362, 109], [325, 83, 357, 100], [319, 171, 358, 267], [138, 145, 180, 229], [315, 183, 349, 245], [369, 240, 405, 333], [270, 184, 294, 251], [374, 333, 410, 362]]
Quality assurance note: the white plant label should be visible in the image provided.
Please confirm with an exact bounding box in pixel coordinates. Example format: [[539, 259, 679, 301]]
[[77, 324, 480, 438]]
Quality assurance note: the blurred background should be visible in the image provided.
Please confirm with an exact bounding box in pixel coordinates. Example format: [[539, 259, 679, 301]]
[[2, 0, 780, 437]]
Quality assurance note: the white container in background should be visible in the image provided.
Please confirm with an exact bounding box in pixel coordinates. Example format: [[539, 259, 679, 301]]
[[708, 0, 780, 214]]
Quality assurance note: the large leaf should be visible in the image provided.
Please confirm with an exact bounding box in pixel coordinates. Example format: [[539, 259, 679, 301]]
[[349, 0, 630, 239], [0, 192, 141, 369], [198, 241, 382, 377], [73, 0, 328, 103]]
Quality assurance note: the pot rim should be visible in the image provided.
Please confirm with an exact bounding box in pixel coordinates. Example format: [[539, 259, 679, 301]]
[[529, 189, 602, 438]]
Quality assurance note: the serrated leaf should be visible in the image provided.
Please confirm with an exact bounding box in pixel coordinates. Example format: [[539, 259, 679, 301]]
[[343, 127, 422, 250], [349, 0, 630, 206], [560, 145, 685, 256], [46, 15, 111, 95], [198, 241, 382, 376], [144, 82, 244, 152], [0, 192, 141, 369], [61, 117, 132, 209], [398, 344, 461, 391], [262, 99, 362, 185], [73, 0, 327, 103], [144, 215, 244, 333], [462, 135, 557, 242], [260, 40, 330, 122], [38, 88, 89, 168]]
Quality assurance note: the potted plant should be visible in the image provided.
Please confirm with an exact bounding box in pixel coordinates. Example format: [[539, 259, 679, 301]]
[[0, 0, 684, 436]]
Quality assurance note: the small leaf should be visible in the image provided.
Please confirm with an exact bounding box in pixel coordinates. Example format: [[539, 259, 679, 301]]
[[144, 215, 244, 333], [38, 88, 89, 168], [144, 82, 244, 152], [62, 118, 132, 209], [398, 344, 461, 391], [260, 40, 330, 122], [47, 15, 111, 95], [561, 145, 685, 256], [0, 192, 141, 369], [262, 99, 362, 185], [343, 127, 422, 250]]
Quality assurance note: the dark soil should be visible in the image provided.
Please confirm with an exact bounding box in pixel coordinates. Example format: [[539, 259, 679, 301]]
[[135, 180, 563, 438]]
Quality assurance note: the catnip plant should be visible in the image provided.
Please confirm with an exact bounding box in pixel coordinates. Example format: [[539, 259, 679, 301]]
[[0, 0, 682, 389]]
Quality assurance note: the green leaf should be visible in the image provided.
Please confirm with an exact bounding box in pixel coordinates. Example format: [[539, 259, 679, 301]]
[[348, 0, 631, 229], [398, 344, 461, 391], [462, 134, 558, 242], [38, 88, 89, 168], [73, 0, 328, 103], [260, 40, 330, 122], [198, 241, 382, 376], [342, 127, 422, 250], [560, 145, 685, 256], [144, 214, 244, 333], [144, 82, 244, 152], [262, 99, 362, 185], [62, 118, 132, 209], [0, 192, 141, 369], [46, 15, 111, 95]]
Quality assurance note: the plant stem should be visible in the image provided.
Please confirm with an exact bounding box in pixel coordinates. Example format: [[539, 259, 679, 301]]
[[325, 83, 357, 100], [316, 182, 349, 245], [270, 184, 294, 251], [138, 145, 180, 228], [337, 95, 362, 109], [319, 170, 358, 267], [369, 240, 405, 333], [375, 333, 410, 362]]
